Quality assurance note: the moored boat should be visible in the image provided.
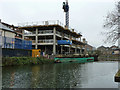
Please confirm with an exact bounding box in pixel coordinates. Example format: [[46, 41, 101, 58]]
[[54, 57, 94, 63]]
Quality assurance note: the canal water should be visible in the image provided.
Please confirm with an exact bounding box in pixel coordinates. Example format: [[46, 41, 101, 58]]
[[2, 61, 119, 88]]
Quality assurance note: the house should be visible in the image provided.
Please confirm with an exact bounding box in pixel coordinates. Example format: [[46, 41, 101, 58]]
[[97, 45, 119, 55], [0, 21, 15, 38], [0, 20, 32, 57], [1, 21, 23, 39], [0, 20, 32, 50], [0, 21, 16, 48]]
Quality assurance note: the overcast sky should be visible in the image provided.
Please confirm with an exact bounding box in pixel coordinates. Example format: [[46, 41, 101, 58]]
[[0, 0, 119, 48]]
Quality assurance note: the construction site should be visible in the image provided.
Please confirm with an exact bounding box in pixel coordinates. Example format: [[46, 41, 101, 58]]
[[0, 0, 94, 57], [17, 0, 93, 56], [19, 20, 87, 55]]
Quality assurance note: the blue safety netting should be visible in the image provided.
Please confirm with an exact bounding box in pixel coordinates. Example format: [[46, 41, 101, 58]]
[[2, 37, 32, 49]]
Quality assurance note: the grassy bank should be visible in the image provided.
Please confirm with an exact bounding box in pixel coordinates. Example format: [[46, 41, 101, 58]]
[[2, 57, 54, 66]]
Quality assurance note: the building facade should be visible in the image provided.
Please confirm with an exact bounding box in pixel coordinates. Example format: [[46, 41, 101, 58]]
[[1, 21, 23, 39], [19, 20, 86, 55], [97, 45, 119, 55], [0, 20, 32, 50], [0, 22, 16, 48]]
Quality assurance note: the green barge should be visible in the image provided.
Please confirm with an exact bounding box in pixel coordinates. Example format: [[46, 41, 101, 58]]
[[54, 57, 94, 63]]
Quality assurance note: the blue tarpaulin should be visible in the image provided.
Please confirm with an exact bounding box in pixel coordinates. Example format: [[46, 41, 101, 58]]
[[57, 40, 72, 45]]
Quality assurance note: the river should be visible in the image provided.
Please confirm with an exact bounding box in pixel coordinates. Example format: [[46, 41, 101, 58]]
[[2, 61, 119, 88]]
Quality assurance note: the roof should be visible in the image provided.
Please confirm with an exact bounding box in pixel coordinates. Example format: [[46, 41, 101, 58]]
[[0, 22, 14, 32], [19, 24, 82, 38], [18, 20, 82, 38]]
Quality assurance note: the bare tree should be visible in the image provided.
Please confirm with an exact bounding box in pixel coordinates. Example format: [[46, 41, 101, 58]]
[[103, 1, 120, 44]]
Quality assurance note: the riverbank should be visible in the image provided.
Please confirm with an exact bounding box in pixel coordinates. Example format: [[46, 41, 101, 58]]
[[98, 54, 120, 61], [115, 69, 120, 82], [2, 57, 54, 66]]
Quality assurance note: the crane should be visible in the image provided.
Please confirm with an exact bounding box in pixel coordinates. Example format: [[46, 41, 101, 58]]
[[63, 0, 69, 28]]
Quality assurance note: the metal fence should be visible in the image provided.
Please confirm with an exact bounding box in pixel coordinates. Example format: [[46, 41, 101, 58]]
[[2, 36, 32, 50]]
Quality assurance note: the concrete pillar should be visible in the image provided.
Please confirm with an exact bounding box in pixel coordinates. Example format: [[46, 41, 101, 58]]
[[69, 46, 71, 54], [80, 37, 81, 41], [61, 45, 63, 54], [22, 30, 24, 40], [61, 31, 64, 54], [45, 45, 46, 54], [53, 27, 56, 55], [35, 28, 38, 49], [75, 47, 77, 54], [80, 45, 82, 54], [69, 34, 71, 54]]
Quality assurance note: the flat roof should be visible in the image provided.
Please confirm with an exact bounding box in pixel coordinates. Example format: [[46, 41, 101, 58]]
[[19, 24, 82, 38]]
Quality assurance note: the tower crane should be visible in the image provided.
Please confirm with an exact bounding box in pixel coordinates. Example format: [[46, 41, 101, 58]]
[[63, 0, 69, 28]]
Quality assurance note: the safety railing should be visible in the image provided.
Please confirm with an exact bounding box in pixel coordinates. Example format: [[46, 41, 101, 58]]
[[56, 31, 62, 36], [38, 39, 54, 43], [64, 33, 69, 38], [30, 40, 35, 43], [72, 36, 77, 40], [38, 30, 53, 34], [18, 20, 82, 37], [18, 20, 64, 28], [24, 31, 36, 35]]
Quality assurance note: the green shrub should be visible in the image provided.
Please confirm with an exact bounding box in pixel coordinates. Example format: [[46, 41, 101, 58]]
[[2, 57, 54, 66]]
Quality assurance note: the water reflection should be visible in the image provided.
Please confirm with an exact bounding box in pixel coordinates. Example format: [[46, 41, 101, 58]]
[[2, 61, 118, 88]]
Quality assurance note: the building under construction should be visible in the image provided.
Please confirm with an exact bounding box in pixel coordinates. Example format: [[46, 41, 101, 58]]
[[17, 0, 92, 55], [18, 20, 86, 55]]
